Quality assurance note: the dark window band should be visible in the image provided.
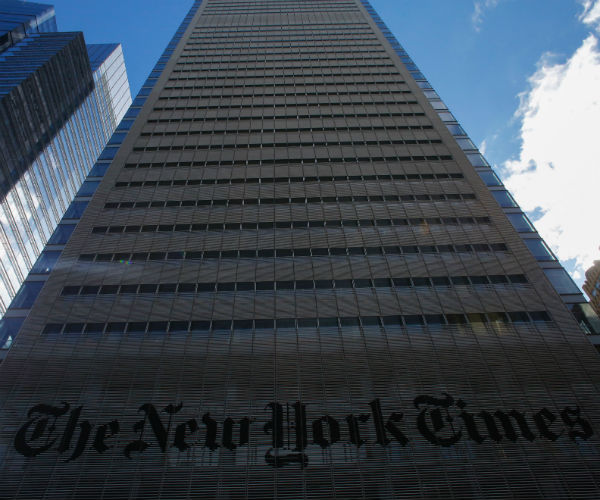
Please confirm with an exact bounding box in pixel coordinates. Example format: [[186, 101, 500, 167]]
[[115, 172, 463, 188], [131, 138, 442, 152], [91, 216, 492, 235], [78, 242, 508, 263], [103, 193, 476, 210], [124, 155, 453, 169], [42, 311, 553, 336], [61, 274, 527, 297]]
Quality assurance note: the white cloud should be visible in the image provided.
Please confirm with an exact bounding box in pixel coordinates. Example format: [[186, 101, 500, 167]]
[[479, 139, 488, 156], [580, 0, 600, 26], [502, 25, 600, 282], [472, 0, 500, 31]]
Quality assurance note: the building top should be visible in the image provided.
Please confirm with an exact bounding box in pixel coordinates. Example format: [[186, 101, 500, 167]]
[[584, 260, 600, 310], [86, 42, 120, 71], [0, 0, 56, 52]]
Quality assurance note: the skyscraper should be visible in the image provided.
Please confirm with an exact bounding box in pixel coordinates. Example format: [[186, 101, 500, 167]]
[[1, 0, 600, 498], [0, 0, 131, 318]]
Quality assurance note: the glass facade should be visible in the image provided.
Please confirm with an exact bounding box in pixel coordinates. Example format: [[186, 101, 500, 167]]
[[0, 0, 56, 52], [1, 1, 600, 498], [0, 4, 131, 317]]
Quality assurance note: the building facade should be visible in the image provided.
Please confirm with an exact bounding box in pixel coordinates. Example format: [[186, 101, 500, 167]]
[[1, 0, 600, 498], [584, 260, 600, 316], [0, 1, 131, 318]]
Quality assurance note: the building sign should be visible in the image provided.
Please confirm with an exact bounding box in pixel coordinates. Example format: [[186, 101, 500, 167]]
[[14, 393, 594, 467]]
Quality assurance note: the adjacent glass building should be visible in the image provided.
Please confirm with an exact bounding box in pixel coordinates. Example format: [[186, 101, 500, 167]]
[[0, 1, 131, 320], [1, 1, 600, 498]]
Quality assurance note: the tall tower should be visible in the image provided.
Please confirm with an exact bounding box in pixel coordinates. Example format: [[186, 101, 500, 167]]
[[0, 0, 131, 317], [1, 1, 600, 498]]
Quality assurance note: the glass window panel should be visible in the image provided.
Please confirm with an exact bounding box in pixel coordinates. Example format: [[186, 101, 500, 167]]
[[438, 112, 455, 122], [467, 153, 490, 167], [108, 132, 127, 145], [98, 147, 119, 161], [446, 124, 466, 136], [124, 107, 140, 119], [63, 201, 88, 219], [0, 317, 24, 349], [48, 224, 76, 244], [76, 181, 100, 197], [88, 163, 110, 177], [492, 190, 518, 208], [524, 239, 556, 261], [116, 119, 134, 131], [544, 268, 581, 294], [31, 251, 61, 274], [479, 170, 502, 186], [570, 303, 600, 334], [9, 282, 44, 309], [507, 213, 534, 232], [456, 138, 476, 150]]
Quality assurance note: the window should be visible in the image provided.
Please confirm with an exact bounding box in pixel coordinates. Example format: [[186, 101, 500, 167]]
[[88, 163, 110, 177], [544, 269, 580, 294], [48, 224, 76, 245], [31, 251, 61, 274], [63, 201, 88, 219], [456, 138, 476, 150], [98, 147, 120, 161], [524, 239, 555, 261], [76, 181, 100, 197], [478, 170, 502, 186], [446, 124, 466, 136], [10, 282, 44, 309], [466, 153, 489, 167], [507, 213, 534, 232], [492, 190, 518, 208], [0, 317, 24, 349]]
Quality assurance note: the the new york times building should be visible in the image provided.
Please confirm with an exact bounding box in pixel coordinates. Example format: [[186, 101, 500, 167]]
[[2, 0, 600, 498]]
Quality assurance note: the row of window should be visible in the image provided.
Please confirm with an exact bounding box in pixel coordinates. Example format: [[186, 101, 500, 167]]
[[147, 111, 428, 122], [182, 41, 383, 51], [91, 216, 493, 235], [77, 242, 509, 263], [187, 36, 379, 44], [182, 43, 384, 52], [167, 70, 403, 79], [114, 172, 464, 188], [171, 64, 398, 74], [202, 7, 359, 14], [193, 24, 372, 32], [164, 80, 409, 90], [191, 25, 373, 33], [41, 310, 553, 336], [61, 274, 528, 298], [166, 77, 406, 87], [175, 55, 391, 65], [187, 36, 380, 46], [178, 49, 387, 59], [103, 193, 477, 210], [131, 138, 440, 153], [158, 90, 412, 99], [140, 125, 432, 135], [154, 99, 417, 109], [124, 156, 453, 170]]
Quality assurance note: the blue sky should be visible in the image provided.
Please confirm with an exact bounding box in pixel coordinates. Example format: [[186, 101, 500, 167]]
[[49, 0, 599, 289]]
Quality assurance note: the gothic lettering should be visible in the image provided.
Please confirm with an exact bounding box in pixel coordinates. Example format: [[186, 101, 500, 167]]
[[14, 402, 70, 457], [13, 396, 596, 463], [533, 408, 562, 442], [561, 406, 594, 441], [93, 420, 120, 454], [414, 393, 462, 447]]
